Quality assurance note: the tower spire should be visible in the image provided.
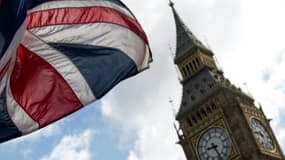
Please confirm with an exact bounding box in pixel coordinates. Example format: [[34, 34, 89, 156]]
[[169, 1, 212, 64]]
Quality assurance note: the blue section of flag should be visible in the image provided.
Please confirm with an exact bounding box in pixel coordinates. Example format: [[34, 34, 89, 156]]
[[50, 43, 138, 98], [0, 0, 27, 58], [0, 89, 22, 143], [25, 0, 53, 9]]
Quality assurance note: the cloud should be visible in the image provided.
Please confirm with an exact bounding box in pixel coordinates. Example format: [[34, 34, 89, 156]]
[[40, 129, 95, 160], [127, 122, 185, 160], [277, 128, 285, 150], [128, 151, 139, 160]]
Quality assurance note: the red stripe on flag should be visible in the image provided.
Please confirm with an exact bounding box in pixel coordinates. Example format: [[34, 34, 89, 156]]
[[10, 44, 83, 128], [0, 0, 2, 9], [27, 6, 149, 45], [0, 59, 11, 81]]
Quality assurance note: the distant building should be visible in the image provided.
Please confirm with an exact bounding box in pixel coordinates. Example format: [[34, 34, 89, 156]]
[[169, 1, 285, 159]]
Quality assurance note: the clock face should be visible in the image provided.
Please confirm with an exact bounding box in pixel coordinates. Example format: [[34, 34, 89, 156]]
[[198, 127, 232, 160], [250, 118, 274, 151]]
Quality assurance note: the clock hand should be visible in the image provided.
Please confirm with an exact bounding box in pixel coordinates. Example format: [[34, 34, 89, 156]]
[[254, 131, 266, 145], [207, 143, 223, 160], [254, 131, 265, 138]]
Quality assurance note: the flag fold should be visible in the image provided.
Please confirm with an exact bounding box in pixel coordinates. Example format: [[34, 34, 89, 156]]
[[0, 0, 152, 143]]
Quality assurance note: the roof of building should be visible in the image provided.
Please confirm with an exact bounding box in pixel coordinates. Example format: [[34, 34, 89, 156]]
[[169, 1, 212, 63]]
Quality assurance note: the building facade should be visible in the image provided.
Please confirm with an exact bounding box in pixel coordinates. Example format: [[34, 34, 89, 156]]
[[169, 1, 285, 160]]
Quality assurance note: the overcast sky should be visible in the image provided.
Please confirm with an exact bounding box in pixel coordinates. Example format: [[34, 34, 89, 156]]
[[1, 0, 285, 159]]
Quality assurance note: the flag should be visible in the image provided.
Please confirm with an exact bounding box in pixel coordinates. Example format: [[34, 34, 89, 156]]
[[0, 0, 152, 143]]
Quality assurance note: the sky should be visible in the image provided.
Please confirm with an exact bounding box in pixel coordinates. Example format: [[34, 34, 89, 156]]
[[1, 0, 285, 159]]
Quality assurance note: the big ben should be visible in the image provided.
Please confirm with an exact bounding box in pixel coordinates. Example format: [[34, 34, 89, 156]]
[[169, 1, 285, 159]]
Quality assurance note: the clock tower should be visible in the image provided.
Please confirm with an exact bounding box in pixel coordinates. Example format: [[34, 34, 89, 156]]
[[169, 1, 285, 160]]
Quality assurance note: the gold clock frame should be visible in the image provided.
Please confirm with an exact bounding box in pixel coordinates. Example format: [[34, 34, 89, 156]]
[[249, 116, 277, 152], [241, 102, 283, 159], [191, 117, 240, 160]]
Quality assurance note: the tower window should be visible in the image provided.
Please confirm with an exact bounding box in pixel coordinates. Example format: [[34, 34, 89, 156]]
[[189, 62, 195, 72], [195, 58, 200, 66], [206, 106, 212, 113], [211, 103, 217, 110], [182, 67, 187, 76], [193, 60, 198, 70], [190, 95, 196, 101], [208, 83, 214, 88], [192, 116, 198, 123], [187, 118, 193, 127], [197, 112, 202, 120], [186, 64, 191, 74], [201, 109, 207, 117], [200, 89, 205, 95]]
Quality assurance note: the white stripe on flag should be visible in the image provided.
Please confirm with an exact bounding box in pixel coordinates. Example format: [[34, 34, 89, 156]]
[[6, 77, 39, 134], [30, 23, 150, 71], [0, 21, 26, 94], [28, 0, 135, 19], [22, 31, 95, 105]]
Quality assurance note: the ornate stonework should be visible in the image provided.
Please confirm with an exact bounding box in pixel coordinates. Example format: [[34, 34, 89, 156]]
[[170, 1, 284, 159]]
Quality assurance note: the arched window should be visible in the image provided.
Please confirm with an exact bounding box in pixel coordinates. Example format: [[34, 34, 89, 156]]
[[208, 83, 214, 88], [189, 62, 195, 72], [195, 58, 200, 66], [206, 106, 212, 113], [197, 112, 202, 120], [186, 64, 191, 74], [187, 118, 193, 127], [201, 109, 207, 117], [192, 116, 198, 123], [193, 60, 198, 70], [211, 103, 217, 110], [182, 67, 187, 76]]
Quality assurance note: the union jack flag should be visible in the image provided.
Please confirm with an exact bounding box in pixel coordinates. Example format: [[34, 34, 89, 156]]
[[0, 0, 152, 143]]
